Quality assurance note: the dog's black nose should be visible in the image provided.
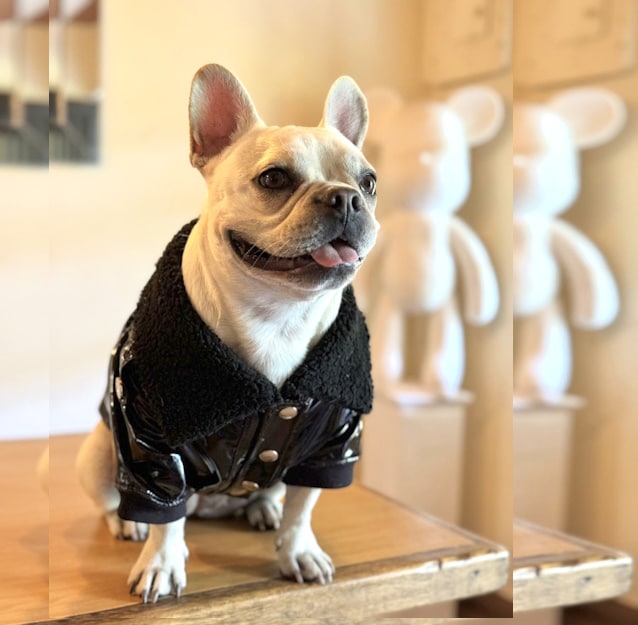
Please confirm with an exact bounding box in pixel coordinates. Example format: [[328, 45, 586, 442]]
[[328, 189, 362, 214]]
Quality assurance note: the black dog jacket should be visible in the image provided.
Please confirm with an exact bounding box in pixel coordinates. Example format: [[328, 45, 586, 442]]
[[100, 220, 373, 524]]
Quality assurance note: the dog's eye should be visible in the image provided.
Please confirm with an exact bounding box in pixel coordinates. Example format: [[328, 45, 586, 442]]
[[360, 173, 377, 196], [259, 168, 291, 190]]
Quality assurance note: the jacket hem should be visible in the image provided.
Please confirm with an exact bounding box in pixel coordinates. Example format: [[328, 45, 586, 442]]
[[283, 462, 355, 489], [118, 492, 187, 524]]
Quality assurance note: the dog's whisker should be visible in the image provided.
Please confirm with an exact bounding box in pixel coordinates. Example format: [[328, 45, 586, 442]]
[[241, 245, 257, 263], [241, 244, 264, 266], [247, 246, 270, 268]]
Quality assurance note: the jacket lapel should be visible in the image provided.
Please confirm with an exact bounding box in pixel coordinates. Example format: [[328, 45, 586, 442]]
[[129, 220, 372, 446]]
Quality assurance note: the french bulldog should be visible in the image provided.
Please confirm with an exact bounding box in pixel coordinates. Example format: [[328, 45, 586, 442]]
[[76, 63, 378, 603]]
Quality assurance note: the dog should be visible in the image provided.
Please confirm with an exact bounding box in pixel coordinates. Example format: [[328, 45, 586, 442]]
[[76, 63, 378, 603]]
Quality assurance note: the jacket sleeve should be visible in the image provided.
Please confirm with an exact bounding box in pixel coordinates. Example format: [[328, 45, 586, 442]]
[[103, 330, 189, 524], [283, 410, 363, 489]]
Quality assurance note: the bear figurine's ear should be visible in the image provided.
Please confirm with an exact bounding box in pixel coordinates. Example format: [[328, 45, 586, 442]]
[[447, 86, 505, 147], [547, 88, 626, 150]]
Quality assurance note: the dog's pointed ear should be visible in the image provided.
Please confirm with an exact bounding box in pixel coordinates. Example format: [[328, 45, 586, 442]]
[[321, 76, 368, 149], [189, 64, 262, 169]]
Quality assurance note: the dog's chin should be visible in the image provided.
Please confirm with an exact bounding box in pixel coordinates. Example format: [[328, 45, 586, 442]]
[[228, 231, 360, 291]]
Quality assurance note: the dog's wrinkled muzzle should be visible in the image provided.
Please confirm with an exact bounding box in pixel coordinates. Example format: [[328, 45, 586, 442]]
[[228, 184, 375, 279]]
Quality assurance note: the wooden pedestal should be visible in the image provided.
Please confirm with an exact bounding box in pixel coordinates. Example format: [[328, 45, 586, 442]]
[[361, 396, 466, 523]]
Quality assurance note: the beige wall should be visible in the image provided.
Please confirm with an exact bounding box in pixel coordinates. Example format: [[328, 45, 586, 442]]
[[0, 21, 16, 89], [0, 168, 49, 438], [21, 22, 48, 102], [566, 74, 638, 608], [100, 0, 423, 155]]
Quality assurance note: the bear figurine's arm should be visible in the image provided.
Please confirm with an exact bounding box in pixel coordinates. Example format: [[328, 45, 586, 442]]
[[550, 219, 619, 329], [449, 216, 499, 325]]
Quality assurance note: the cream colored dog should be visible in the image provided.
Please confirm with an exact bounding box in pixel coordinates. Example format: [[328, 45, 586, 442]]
[[76, 64, 378, 602]]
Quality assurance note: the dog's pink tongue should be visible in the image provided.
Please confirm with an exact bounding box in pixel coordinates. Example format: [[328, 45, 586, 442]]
[[310, 240, 359, 268]]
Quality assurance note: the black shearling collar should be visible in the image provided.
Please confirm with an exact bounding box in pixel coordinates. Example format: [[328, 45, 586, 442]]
[[128, 220, 373, 446]]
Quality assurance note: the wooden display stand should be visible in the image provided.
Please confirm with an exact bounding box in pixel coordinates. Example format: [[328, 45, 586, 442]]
[[0, 434, 510, 625], [513, 520, 633, 612], [514, 404, 577, 528], [361, 395, 467, 523], [507, 403, 633, 622], [510, 403, 576, 624]]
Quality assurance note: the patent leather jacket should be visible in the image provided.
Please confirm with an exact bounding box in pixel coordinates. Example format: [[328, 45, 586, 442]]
[[100, 221, 373, 524]]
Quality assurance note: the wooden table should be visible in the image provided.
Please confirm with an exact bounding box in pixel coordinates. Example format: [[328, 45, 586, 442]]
[[0, 439, 49, 625], [513, 519, 633, 612], [1, 435, 510, 624]]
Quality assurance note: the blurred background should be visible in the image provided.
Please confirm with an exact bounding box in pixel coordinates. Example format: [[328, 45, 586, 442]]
[[0, 0, 636, 622]]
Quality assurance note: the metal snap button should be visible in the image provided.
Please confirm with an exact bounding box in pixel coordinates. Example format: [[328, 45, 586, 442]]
[[115, 377, 124, 400], [240, 480, 260, 492], [278, 406, 298, 419], [258, 450, 279, 463], [120, 343, 133, 363]]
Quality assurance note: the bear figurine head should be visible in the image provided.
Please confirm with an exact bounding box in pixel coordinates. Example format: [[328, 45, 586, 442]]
[[365, 85, 505, 215]]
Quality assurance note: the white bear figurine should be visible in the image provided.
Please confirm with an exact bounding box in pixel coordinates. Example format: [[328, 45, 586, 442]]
[[358, 86, 503, 406], [513, 88, 625, 408]]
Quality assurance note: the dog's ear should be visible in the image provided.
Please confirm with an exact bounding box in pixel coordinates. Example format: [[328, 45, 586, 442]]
[[321, 76, 369, 149], [189, 64, 262, 169]]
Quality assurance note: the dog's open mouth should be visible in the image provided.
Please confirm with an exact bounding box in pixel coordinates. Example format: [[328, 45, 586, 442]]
[[229, 231, 361, 272]]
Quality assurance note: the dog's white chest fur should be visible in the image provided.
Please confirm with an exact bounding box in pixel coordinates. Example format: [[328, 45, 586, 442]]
[[182, 219, 342, 387], [228, 299, 340, 387]]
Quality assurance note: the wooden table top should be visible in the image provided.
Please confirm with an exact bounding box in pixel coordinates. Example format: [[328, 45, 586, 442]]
[[0, 438, 49, 625], [513, 519, 633, 612], [1, 434, 510, 624]]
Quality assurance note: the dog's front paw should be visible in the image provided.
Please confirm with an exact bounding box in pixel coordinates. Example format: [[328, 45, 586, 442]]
[[276, 527, 335, 584], [105, 510, 149, 542], [127, 539, 189, 603], [246, 495, 283, 531]]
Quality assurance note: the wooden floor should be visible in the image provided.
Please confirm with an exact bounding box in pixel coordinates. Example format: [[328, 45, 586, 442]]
[[1, 434, 510, 624]]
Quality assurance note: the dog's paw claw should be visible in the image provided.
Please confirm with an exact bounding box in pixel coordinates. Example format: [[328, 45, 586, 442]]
[[105, 511, 148, 542], [279, 549, 335, 584], [246, 496, 282, 531], [277, 530, 335, 584], [129, 567, 186, 603], [127, 542, 188, 602]]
